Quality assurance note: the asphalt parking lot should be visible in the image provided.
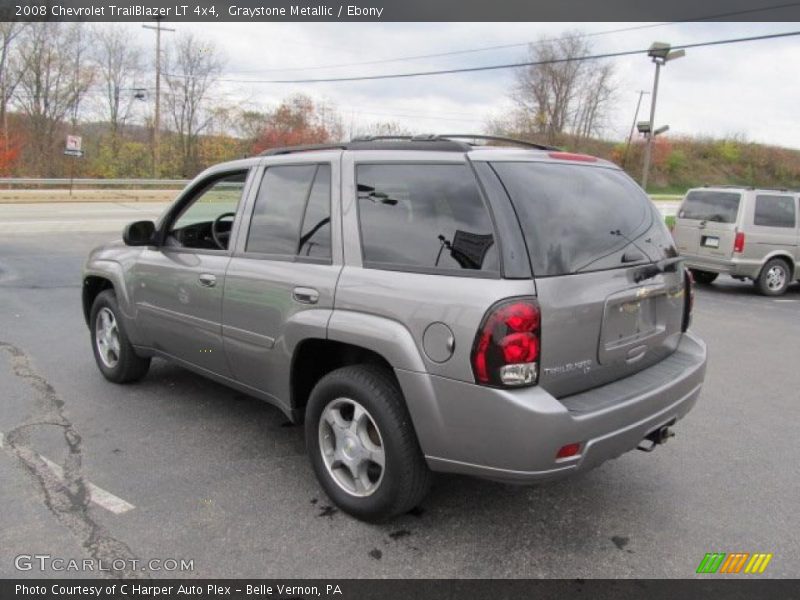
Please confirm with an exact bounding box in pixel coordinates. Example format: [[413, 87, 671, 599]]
[[1, 213, 799, 579]]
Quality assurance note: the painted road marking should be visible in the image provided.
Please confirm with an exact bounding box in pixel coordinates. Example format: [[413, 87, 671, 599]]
[[0, 432, 135, 515]]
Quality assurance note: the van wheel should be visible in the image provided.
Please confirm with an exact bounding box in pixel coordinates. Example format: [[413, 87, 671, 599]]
[[90, 290, 151, 383], [755, 258, 791, 296], [305, 365, 432, 522], [690, 269, 718, 285]]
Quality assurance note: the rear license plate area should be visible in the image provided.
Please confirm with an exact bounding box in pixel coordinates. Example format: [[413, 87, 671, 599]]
[[701, 235, 720, 248], [604, 297, 657, 347]]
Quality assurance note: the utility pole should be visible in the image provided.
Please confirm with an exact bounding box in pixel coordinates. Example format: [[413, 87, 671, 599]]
[[143, 19, 175, 179], [621, 90, 649, 169]]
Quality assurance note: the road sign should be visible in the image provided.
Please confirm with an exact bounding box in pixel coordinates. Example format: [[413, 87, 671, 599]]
[[65, 135, 82, 152]]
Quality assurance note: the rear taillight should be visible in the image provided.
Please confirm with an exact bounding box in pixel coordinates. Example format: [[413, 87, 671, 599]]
[[471, 298, 540, 387], [734, 231, 745, 253], [682, 268, 694, 332]]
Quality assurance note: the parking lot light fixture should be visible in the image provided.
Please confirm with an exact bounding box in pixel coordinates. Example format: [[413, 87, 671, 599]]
[[641, 42, 685, 190]]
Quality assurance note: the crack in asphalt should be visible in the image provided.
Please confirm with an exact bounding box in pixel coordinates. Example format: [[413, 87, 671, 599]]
[[0, 341, 146, 579]]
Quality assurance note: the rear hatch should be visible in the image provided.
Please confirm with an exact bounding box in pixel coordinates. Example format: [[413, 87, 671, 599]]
[[674, 189, 742, 259], [490, 160, 686, 398]]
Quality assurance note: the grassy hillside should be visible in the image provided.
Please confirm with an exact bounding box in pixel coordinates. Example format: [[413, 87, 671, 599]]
[[562, 135, 800, 193]]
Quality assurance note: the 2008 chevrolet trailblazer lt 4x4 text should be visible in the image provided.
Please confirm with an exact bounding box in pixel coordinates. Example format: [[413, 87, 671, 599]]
[[82, 135, 707, 521]]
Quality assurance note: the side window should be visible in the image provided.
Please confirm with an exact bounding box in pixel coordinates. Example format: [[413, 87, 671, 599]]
[[298, 165, 332, 259], [169, 171, 247, 250], [246, 165, 317, 255], [754, 195, 796, 228], [356, 164, 498, 274]]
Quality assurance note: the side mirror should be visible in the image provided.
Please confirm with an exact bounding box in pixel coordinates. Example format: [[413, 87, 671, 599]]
[[123, 220, 156, 246]]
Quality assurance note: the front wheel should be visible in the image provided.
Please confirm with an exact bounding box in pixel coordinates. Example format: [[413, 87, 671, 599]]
[[305, 365, 431, 522], [755, 258, 791, 296], [90, 290, 151, 383], [690, 269, 718, 285]]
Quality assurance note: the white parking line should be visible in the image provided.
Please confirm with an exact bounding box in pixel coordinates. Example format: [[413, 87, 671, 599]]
[[774, 299, 798, 303], [0, 432, 135, 515]]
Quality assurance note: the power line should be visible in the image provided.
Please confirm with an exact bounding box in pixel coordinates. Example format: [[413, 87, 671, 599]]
[[208, 30, 800, 85], [224, 23, 677, 74], [198, 1, 800, 76]]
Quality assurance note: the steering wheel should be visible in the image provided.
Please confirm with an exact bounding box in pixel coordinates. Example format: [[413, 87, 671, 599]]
[[211, 212, 236, 250]]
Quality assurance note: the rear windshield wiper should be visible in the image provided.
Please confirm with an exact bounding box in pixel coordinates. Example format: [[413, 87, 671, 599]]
[[633, 256, 685, 283]]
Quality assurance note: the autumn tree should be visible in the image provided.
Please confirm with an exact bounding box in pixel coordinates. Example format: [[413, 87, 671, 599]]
[[498, 32, 615, 147], [94, 24, 142, 160], [13, 23, 94, 175], [163, 32, 223, 176], [0, 22, 26, 167], [251, 94, 342, 153]]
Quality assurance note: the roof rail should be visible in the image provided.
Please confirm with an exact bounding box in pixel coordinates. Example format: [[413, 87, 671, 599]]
[[702, 184, 792, 192], [352, 133, 557, 150], [259, 143, 348, 156], [435, 134, 558, 150], [257, 133, 556, 157]]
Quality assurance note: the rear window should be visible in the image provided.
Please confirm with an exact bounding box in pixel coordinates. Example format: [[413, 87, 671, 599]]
[[490, 162, 655, 276], [678, 190, 741, 223], [754, 195, 796, 228], [356, 164, 499, 275]]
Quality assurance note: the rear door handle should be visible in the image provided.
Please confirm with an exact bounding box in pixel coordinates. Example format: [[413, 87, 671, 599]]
[[198, 273, 217, 288], [293, 287, 319, 304]]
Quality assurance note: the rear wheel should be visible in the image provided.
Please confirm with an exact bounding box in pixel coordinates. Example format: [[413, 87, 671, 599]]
[[90, 290, 151, 383], [690, 269, 718, 285], [755, 258, 791, 296], [305, 365, 431, 522]]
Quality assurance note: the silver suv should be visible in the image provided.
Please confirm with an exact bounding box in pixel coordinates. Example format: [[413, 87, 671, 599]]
[[82, 136, 707, 521], [674, 186, 799, 295]]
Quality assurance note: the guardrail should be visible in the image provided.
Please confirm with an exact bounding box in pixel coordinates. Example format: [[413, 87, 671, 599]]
[[0, 178, 190, 188]]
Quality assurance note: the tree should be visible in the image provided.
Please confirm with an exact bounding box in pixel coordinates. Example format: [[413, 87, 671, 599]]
[[13, 23, 94, 175], [163, 32, 223, 176], [0, 23, 26, 161], [501, 32, 615, 147], [94, 24, 142, 159], [250, 94, 341, 153]]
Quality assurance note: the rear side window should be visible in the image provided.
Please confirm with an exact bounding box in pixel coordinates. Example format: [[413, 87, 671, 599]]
[[754, 195, 796, 228], [356, 164, 499, 275], [678, 190, 741, 223], [491, 162, 657, 276], [246, 164, 332, 259], [299, 165, 332, 258]]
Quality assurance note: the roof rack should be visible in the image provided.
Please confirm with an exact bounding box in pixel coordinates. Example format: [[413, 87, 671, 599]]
[[258, 133, 556, 157], [702, 184, 792, 192], [352, 133, 557, 151], [435, 134, 559, 150]]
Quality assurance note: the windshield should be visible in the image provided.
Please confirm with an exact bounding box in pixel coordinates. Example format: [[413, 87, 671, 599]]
[[491, 162, 656, 276], [678, 190, 741, 223]]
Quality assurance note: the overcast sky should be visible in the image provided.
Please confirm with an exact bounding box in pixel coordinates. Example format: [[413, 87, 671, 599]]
[[132, 21, 800, 148]]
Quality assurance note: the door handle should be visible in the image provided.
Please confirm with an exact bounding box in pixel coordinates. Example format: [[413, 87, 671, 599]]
[[198, 273, 217, 288], [293, 287, 319, 304]]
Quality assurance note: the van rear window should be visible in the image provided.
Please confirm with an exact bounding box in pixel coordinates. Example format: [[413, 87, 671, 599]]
[[490, 162, 657, 277], [678, 190, 741, 223]]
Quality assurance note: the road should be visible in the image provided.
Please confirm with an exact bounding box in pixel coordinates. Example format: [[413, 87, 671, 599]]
[[0, 208, 798, 579]]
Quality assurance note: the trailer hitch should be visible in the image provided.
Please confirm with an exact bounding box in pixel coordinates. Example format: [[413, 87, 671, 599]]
[[637, 424, 676, 452]]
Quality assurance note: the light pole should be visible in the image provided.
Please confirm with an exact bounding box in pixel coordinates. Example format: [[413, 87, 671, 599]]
[[641, 42, 685, 190], [622, 90, 650, 168]]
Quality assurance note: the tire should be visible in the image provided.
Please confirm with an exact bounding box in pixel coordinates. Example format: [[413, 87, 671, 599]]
[[690, 269, 718, 285], [90, 289, 151, 383], [755, 258, 791, 296], [305, 365, 432, 522]]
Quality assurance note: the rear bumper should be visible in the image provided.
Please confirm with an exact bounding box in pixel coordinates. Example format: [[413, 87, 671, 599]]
[[396, 331, 707, 483], [683, 255, 761, 279]]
